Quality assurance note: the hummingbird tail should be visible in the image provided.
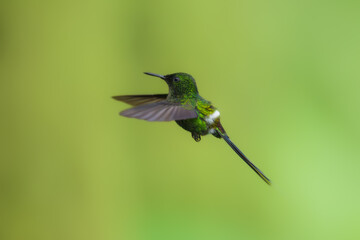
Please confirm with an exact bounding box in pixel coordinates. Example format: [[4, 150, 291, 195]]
[[215, 129, 271, 185]]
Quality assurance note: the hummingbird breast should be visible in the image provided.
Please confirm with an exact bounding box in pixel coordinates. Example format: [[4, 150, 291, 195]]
[[175, 108, 221, 137]]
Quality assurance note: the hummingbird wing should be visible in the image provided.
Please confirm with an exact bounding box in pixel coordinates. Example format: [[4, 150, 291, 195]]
[[112, 94, 167, 106], [119, 101, 197, 121], [215, 128, 271, 185]]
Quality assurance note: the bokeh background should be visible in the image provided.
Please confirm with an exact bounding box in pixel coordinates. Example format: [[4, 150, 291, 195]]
[[1, 1, 360, 239]]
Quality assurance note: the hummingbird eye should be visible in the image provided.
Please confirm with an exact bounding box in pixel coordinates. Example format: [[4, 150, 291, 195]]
[[174, 77, 180, 82]]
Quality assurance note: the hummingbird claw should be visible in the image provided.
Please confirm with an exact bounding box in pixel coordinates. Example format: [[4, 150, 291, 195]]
[[192, 133, 201, 142]]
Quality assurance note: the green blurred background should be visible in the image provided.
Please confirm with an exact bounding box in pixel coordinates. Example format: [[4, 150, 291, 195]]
[[1, 0, 360, 239]]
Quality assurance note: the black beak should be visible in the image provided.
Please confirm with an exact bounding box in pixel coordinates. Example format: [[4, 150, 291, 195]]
[[144, 72, 165, 79]]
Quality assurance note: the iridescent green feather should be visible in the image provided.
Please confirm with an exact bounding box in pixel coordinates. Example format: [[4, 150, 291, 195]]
[[176, 97, 217, 136]]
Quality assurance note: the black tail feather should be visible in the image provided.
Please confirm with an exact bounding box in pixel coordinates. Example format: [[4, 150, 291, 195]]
[[216, 129, 271, 185]]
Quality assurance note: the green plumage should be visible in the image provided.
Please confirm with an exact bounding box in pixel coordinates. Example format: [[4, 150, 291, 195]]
[[113, 72, 271, 185], [176, 97, 219, 140], [160, 73, 220, 140]]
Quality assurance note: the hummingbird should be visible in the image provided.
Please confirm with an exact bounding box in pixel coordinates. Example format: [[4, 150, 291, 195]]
[[113, 72, 271, 185]]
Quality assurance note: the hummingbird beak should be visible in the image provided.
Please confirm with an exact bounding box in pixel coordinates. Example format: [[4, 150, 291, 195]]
[[144, 72, 165, 80]]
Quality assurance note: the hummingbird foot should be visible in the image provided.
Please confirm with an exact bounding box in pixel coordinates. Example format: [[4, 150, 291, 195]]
[[192, 132, 201, 142]]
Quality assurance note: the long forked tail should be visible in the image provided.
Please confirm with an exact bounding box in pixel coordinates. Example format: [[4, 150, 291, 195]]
[[216, 129, 271, 185]]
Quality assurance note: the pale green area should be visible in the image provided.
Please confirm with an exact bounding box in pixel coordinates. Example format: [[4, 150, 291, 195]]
[[1, 1, 360, 240]]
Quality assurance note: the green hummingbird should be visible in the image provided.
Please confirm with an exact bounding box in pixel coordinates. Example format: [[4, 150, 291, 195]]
[[113, 72, 271, 185]]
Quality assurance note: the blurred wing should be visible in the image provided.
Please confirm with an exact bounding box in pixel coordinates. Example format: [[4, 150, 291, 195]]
[[120, 101, 197, 121], [112, 94, 167, 106]]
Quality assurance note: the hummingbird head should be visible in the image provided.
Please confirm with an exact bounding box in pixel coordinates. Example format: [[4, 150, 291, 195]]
[[144, 72, 199, 98]]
